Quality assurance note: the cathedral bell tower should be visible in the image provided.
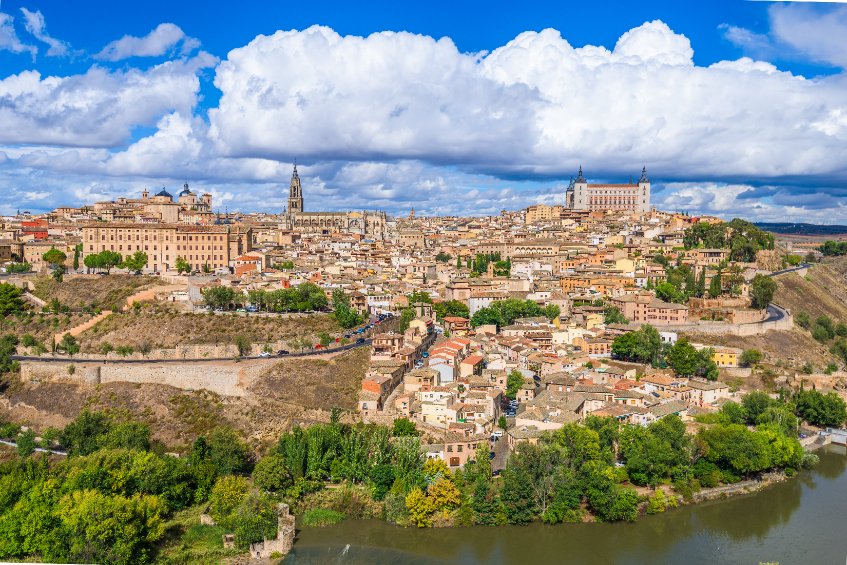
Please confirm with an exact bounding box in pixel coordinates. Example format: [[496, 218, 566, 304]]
[[287, 164, 303, 214]]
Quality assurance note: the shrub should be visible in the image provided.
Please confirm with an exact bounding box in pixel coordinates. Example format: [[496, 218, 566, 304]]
[[300, 508, 346, 527]]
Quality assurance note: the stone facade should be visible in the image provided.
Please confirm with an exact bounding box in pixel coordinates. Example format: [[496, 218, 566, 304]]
[[280, 165, 388, 239], [81, 223, 252, 273], [249, 503, 296, 560], [566, 166, 651, 213]]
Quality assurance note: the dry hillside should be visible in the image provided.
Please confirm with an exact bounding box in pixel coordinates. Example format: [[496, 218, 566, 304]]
[[0, 347, 370, 448], [32, 274, 159, 311], [774, 261, 847, 322], [79, 310, 341, 352], [684, 327, 839, 370]]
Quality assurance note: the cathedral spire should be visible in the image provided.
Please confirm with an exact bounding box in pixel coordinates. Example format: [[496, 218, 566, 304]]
[[287, 162, 303, 215]]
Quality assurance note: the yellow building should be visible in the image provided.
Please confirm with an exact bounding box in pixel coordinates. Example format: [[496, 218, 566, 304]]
[[711, 346, 741, 368], [81, 223, 252, 273]]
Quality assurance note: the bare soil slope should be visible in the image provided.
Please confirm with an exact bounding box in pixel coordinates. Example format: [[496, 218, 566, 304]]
[[32, 274, 159, 310], [683, 327, 839, 369], [79, 310, 340, 351], [774, 261, 847, 322], [0, 347, 369, 448]]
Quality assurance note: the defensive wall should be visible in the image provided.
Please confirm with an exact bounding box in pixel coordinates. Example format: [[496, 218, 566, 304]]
[[671, 304, 793, 337], [19, 358, 277, 397]]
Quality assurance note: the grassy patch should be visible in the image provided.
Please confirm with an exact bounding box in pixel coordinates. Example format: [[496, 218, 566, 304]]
[[300, 508, 346, 527], [169, 391, 225, 437], [152, 505, 244, 564]]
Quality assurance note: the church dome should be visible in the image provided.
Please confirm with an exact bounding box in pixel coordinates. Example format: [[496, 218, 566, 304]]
[[155, 187, 173, 199]]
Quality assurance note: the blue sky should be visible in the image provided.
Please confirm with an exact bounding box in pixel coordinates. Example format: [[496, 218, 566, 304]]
[[1, 0, 846, 221]]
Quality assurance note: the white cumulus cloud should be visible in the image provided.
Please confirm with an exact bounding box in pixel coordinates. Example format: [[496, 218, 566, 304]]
[[0, 52, 217, 147], [95, 23, 201, 61]]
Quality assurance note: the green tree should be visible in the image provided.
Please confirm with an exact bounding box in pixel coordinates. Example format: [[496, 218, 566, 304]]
[[432, 300, 470, 321], [59, 333, 80, 356], [611, 325, 662, 365], [194, 426, 252, 476], [72, 243, 81, 271], [58, 489, 166, 565], [749, 274, 777, 309], [604, 306, 628, 325], [252, 454, 293, 492], [392, 418, 419, 437], [208, 475, 250, 522], [739, 349, 763, 367], [398, 308, 416, 332], [666, 338, 718, 380], [0, 283, 25, 316], [505, 369, 524, 400], [794, 389, 847, 427], [60, 410, 112, 456], [16, 429, 36, 458], [42, 248, 67, 281], [175, 256, 191, 274], [331, 289, 363, 329], [318, 332, 333, 348], [708, 268, 723, 298], [121, 251, 148, 274], [435, 252, 451, 263]]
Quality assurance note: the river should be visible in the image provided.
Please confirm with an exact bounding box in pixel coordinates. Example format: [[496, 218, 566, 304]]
[[285, 445, 847, 565]]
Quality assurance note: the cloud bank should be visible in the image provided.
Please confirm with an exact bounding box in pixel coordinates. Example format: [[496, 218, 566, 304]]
[[1, 11, 847, 221]]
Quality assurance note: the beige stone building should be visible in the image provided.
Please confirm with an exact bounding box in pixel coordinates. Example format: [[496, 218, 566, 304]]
[[280, 165, 389, 239], [81, 223, 251, 273], [566, 166, 651, 213]]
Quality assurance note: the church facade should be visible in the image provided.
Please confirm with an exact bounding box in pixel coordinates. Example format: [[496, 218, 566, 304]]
[[280, 165, 389, 239]]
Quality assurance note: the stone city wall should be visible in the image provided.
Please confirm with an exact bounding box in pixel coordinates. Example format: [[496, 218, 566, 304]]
[[19, 359, 277, 397]]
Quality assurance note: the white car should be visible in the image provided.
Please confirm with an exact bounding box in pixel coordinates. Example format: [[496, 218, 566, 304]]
[[258, 351, 271, 358], [491, 430, 504, 439]]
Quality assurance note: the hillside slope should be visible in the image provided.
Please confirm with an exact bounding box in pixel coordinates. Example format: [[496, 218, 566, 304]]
[[774, 261, 847, 322]]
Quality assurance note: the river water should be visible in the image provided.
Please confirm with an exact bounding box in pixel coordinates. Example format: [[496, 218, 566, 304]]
[[285, 445, 847, 565]]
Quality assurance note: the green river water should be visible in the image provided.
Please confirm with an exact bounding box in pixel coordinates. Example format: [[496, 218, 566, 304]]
[[285, 445, 847, 565]]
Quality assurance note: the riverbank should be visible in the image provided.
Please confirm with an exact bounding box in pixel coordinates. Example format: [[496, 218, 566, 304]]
[[285, 445, 847, 565]]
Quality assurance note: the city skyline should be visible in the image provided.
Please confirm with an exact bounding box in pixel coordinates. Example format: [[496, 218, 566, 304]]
[[1, 1, 847, 221]]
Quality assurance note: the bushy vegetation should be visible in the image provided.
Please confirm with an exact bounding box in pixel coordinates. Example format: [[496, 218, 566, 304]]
[[331, 289, 363, 329], [470, 298, 560, 329], [228, 283, 328, 313], [683, 219, 774, 262], [0, 384, 828, 562], [819, 240, 847, 256], [0, 410, 255, 564], [611, 325, 718, 379]]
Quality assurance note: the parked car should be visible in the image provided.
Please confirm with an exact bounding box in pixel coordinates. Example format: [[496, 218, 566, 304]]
[[258, 351, 271, 358], [491, 430, 504, 439], [277, 350, 290, 355], [356, 338, 366, 344]]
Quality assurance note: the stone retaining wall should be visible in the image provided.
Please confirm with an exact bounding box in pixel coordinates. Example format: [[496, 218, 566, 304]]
[[19, 359, 278, 397]]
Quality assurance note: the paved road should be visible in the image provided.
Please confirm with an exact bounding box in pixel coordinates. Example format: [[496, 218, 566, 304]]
[[769, 263, 812, 277], [0, 438, 67, 456], [12, 338, 372, 364], [764, 304, 787, 323]]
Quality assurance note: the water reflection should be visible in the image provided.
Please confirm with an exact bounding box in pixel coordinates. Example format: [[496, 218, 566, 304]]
[[286, 447, 847, 565]]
